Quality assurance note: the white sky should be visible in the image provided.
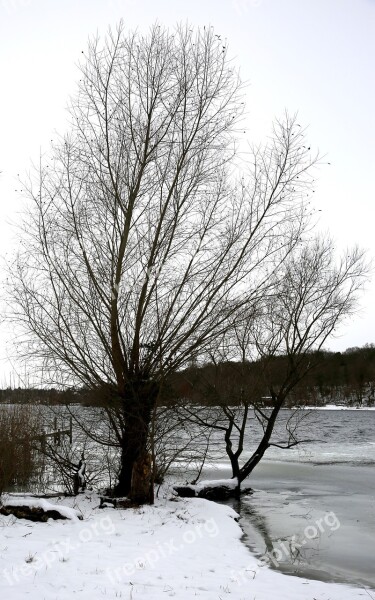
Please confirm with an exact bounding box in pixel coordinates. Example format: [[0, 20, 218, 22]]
[[0, 0, 374, 385]]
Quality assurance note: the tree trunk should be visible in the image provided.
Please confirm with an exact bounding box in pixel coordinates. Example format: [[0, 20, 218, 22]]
[[130, 451, 154, 504], [115, 412, 145, 497], [114, 381, 158, 503], [238, 395, 284, 483]]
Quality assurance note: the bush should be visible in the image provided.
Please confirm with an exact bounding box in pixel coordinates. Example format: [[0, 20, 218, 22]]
[[0, 405, 38, 495]]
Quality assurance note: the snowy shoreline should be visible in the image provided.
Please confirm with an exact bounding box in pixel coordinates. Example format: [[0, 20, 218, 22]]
[[0, 491, 373, 599], [302, 404, 375, 410]]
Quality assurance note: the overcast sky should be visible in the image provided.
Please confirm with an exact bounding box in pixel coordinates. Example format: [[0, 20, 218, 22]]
[[0, 0, 374, 384]]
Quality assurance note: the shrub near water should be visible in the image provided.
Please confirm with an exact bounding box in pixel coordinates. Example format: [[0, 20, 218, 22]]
[[0, 405, 37, 494]]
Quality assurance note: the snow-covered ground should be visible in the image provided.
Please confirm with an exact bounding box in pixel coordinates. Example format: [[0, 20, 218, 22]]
[[0, 491, 373, 599], [303, 405, 375, 410]]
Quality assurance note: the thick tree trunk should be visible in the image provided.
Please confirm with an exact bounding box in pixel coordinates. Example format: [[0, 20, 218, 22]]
[[115, 413, 146, 497], [114, 380, 158, 503]]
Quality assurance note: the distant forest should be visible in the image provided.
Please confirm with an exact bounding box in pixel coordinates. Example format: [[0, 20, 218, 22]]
[[293, 344, 375, 405], [1, 344, 375, 407]]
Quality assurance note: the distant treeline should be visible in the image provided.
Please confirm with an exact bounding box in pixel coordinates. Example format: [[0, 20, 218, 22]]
[[0, 387, 90, 405], [167, 344, 375, 408], [1, 344, 375, 407], [296, 344, 375, 405]]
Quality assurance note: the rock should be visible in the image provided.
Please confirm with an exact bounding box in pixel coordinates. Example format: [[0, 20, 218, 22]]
[[197, 485, 239, 500], [99, 496, 139, 509], [0, 496, 82, 521], [0, 504, 78, 522], [173, 486, 196, 498], [173, 480, 253, 501]]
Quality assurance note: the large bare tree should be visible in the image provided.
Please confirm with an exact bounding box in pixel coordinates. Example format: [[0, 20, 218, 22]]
[[10, 23, 318, 502]]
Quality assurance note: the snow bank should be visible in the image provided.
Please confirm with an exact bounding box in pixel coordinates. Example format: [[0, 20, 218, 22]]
[[0, 492, 372, 599]]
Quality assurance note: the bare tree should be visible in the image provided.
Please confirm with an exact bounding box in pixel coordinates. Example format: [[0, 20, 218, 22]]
[[9, 22, 318, 502], [175, 237, 368, 492]]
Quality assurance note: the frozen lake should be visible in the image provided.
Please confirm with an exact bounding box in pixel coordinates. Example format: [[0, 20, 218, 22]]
[[240, 460, 375, 589], [201, 409, 375, 589]]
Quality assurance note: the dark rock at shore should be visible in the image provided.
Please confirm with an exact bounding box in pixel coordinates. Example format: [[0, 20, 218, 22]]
[[173, 486, 197, 498], [174, 482, 252, 501], [0, 504, 78, 522]]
